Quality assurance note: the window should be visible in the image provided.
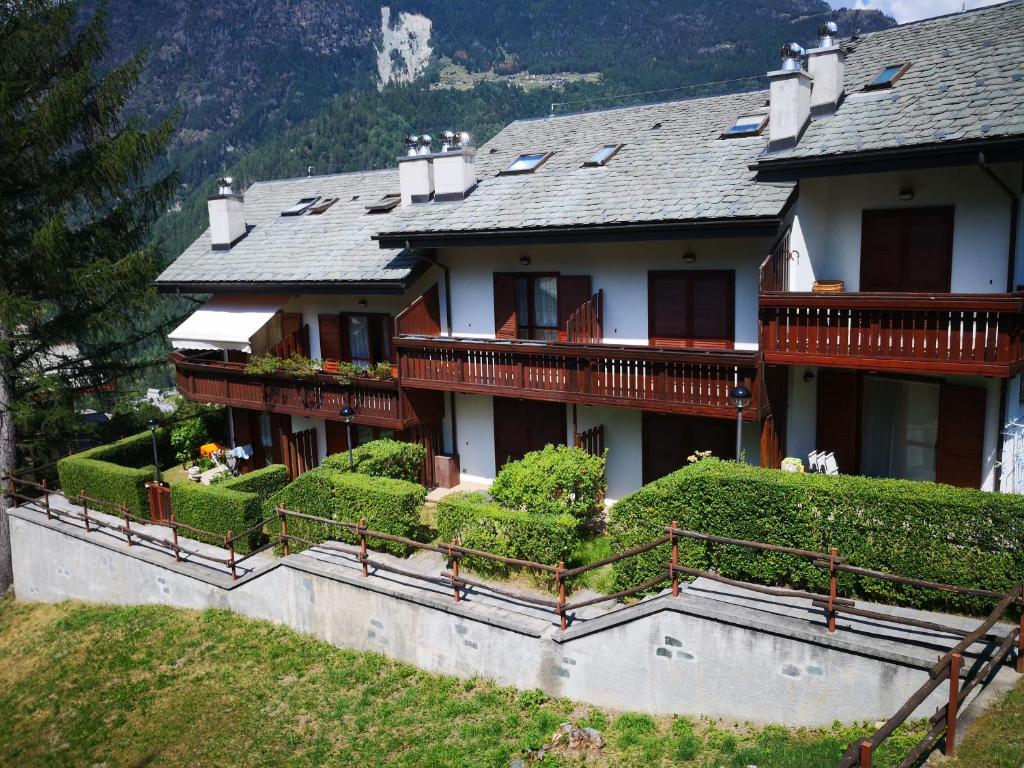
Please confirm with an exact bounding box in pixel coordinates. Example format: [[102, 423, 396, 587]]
[[501, 152, 551, 175], [648, 271, 734, 348], [307, 197, 338, 215], [365, 193, 401, 213], [860, 207, 953, 292], [345, 314, 392, 368], [860, 376, 939, 482], [494, 274, 593, 342], [584, 144, 623, 167], [281, 197, 320, 216], [721, 113, 768, 138], [513, 275, 559, 340], [865, 63, 911, 90]]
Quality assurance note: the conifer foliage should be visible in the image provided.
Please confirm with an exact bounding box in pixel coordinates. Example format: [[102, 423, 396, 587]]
[[0, 1, 175, 590]]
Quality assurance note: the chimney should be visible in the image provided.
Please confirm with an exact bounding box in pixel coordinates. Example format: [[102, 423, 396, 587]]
[[398, 134, 434, 206], [767, 43, 812, 152], [207, 177, 247, 250], [807, 22, 845, 117], [433, 131, 477, 202]]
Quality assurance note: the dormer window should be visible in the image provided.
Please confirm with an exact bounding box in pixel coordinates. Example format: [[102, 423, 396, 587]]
[[501, 152, 551, 175], [281, 197, 320, 216], [865, 63, 911, 90], [365, 193, 401, 214], [307, 197, 338, 215], [583, 144, 623, 167], [720, 114, 768, 138]]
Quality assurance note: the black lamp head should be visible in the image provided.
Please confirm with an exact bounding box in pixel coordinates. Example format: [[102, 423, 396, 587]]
[[729, 385, 753, 407], [148, 417, 158, 431], [340, 405, 356, 420]]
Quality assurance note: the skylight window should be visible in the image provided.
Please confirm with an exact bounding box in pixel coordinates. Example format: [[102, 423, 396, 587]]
[[501, 152, 551, 175], [865, 63, 911, 90], [307, 197, 338, 215], [583, 144, 623, 167], [720, 113, 767, 138], [281, 197, 320, 216], [365, 193, 401, 214]]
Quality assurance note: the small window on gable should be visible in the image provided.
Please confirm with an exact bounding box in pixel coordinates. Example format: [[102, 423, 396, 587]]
[[307, 197, 338, 215], [281, 197, 320, 216], [501, 152, 551, 175], [583, 144, 623, 167], [865, 63, 911, 90], [720, 114, 767, 138], [365, 193, 401, 214]]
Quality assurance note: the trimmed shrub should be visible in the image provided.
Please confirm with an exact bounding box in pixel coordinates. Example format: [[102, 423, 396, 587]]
[[436, 491, 579, 573], [169, 481, 264, 554], [490, 444, 606, 522], [218, 464, 290, 502], [321, 439, 427, 483], [608, 458, 1024, 614], [57, 430, 172, 516], [263, 468, 427, 556]]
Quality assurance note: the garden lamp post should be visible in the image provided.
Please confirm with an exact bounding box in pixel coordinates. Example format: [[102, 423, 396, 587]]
[[148, 418, 162, 483], [728, 385, 752, 462], [341, 405, 356, 469]]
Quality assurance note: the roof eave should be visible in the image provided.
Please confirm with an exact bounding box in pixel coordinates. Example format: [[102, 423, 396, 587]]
[[752, 136, 1024, 181], [154, 277, 417, 296]]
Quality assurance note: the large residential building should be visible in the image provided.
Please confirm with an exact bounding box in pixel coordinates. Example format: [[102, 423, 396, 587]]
[[159, 2, 1024, 498]]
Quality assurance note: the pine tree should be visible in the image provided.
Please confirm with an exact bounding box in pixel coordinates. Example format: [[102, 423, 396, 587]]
[[0, 1, 176, 591]]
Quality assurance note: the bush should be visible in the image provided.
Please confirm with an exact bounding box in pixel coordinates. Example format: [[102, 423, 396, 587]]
[[218, 464, 290, 502], [263, 468, 427, 556], [436, 492, 579, 572], [490, 444, 605, 522], [57, 430, 172, 516], [321, 438, 427, 483], [169, 481, 264, 554], [607, 458, 1024, 614], [171, 417, 206, 467]]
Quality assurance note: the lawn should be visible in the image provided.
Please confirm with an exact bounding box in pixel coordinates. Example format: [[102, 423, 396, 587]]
[[0, 597, 955, 768]]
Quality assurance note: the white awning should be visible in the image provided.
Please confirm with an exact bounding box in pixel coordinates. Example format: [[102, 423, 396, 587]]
[[168, 295, 284, 353]]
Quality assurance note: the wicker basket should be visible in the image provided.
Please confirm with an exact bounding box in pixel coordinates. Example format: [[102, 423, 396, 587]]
[[812, 279, 845, 293]]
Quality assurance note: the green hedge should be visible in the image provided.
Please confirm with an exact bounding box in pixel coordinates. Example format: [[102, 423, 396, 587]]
[[321, 439, 427, 483], [264, 468, 427, 556], [218, 464, 290, 501], [169, 482, 264, 554], [490, 444, 606, 522], [608, 458, 1024, 615], [57, 430, 172, 516], [436, 492, 579, 574]]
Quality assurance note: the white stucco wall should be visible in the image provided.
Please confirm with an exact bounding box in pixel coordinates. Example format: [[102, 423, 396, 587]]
[[789, 162, 1022, 293], [437, 237, 773, 350], [453, 393, 496, 483]]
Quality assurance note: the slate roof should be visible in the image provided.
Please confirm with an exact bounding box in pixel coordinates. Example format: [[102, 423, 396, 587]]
[[375, 90, 795, 241], [759, 0, 1024, 165], [155, 169, 420, 290]]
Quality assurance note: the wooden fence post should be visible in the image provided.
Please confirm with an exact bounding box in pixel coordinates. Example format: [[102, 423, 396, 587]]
[[1017, 601, 1023, 674], [227, 532, 237, 581], [42, 478, 51, 520], [279, 504, 290, 557], [170, 512, 181, 562], [556, 561, 567, 631], [670, 519, 679, 597], [79, 492, 90, 533], [828, 547, 839, 633], [945, 652, 962, 756], [123, 504, 132, 546], [359, 518, 368, 578], [450, 539, 461, 603], [858, 739, 872, 768]]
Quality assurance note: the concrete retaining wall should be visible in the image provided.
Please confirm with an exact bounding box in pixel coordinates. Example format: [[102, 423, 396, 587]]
[[9, 508, 1005, 726]]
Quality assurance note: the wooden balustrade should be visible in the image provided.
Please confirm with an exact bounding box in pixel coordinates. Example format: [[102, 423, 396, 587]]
[[760, 292, 1024, 376], [395, 337, 763, 419], [171, 352, 413, 428], [565, 290, 603, 343]]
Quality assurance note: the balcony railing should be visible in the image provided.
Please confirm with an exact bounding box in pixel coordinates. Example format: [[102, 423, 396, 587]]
[[172, 352, 419, 429], [759, 292, 1024, 376], [395, 336, 763, 420]]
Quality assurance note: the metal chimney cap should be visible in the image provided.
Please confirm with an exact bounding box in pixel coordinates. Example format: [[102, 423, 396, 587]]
[[405, 135, 419, 157], [440, 130, 457, 151], [780, 42, 805, 71], [416, 134, 433, 155], [817, 21, 838, 48], [216, 176, 234, 195]]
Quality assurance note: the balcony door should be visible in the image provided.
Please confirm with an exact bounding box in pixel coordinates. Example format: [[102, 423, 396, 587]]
[[319, 313, 394, 368], [493, 397, 566, 470], [648, 271, 734, 348], [641, 413, 734, 484], [494, 274, 592, 341], [860, 207, 954, 292]]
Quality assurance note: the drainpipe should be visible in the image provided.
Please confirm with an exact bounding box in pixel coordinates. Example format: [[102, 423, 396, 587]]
[[406, 242, 458, 457], [976, 154, 1021, 491]]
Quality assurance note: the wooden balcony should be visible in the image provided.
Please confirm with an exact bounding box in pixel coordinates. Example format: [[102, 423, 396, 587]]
[[171, 352, 439, 430], [759, 292, 1024, 376], [395, 337, 764, 420]]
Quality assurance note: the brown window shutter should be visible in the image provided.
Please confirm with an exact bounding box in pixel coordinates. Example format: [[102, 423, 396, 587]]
[[494, 275, 518, 339], [280, 312, 302, 338], [318, 314, 342, 360], [556, 275, 592, 342], [387, 316, 397, 364], [368, 316, 385, 364], [936, 383, 986, 488], [649, 271, 733, 348], [815, 369, 861, 474], [324, 421, 348, 457], [339, 315, 351, 362]]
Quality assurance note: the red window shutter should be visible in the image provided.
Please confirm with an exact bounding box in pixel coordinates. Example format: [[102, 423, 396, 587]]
[[494, 275, 518, 339], [318, 314, 342, 360], [556, 275, 592, 342], [815, 369, 861, 475], [936, 383, 986, 488]]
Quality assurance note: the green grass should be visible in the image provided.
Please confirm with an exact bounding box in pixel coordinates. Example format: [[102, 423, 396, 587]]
[[567, 534, 617, 593], [0, 597, 987, 768], [944, 680, 1024, 767]]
